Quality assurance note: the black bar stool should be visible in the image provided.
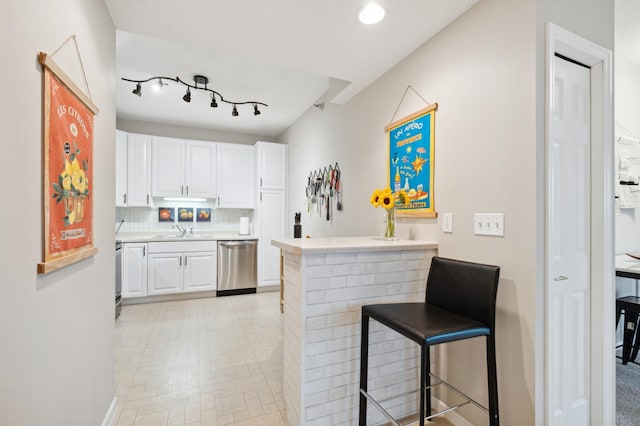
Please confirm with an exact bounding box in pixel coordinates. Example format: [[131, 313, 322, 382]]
[[616, 296, 640, 365], [359, 256, 500, 426]]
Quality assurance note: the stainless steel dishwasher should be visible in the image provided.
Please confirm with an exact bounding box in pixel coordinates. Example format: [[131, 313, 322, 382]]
[[217, 240, 258, 296]]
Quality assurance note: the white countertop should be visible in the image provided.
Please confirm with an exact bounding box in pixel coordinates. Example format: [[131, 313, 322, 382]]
[[271, 236, 437, 255], [117, 232, 258, 243]]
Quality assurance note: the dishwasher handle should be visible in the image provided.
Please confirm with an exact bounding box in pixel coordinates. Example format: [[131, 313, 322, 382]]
[[218, 240, 257, 248]]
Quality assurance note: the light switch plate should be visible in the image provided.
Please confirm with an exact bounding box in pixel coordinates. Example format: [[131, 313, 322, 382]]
[[442, 213, 453, 233], [474, 213, 504, 236]]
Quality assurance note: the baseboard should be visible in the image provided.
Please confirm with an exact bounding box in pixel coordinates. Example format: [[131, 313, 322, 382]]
[[101, 396, 117, 426], [432, 397, 474, 426], [257, 284, 279, 293]]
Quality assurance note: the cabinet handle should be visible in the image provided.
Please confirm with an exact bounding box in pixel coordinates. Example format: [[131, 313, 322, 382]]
[[123, 193, 127, 204], [143, 246, 145, 256], [260, 192, 262, 202], [146, 194, 149, 205], [260, 177, 263, 188], [185, 256, 188, 266], [181, 185, 184, 195], [217, 196, 220, 205], [186, 185, 189, 195], [179, 256, 182, 267]]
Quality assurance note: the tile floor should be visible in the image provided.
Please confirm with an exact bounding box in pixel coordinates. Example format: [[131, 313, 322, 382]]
[[112, 292, 286, 426]]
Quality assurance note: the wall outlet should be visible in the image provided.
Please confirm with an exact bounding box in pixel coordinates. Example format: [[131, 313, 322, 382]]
[[474, 213, 505, 236], [442, 213, 453, 233]]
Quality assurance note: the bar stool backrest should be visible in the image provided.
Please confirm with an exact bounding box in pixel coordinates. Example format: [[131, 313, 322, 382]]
[[425, 256, 501, 330]]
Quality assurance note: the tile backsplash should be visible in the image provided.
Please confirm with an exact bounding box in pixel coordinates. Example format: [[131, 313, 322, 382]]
[[116, 200, 254, 235]]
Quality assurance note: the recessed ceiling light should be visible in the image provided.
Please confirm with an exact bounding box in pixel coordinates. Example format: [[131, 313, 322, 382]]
[[359, 3, 385, 25]]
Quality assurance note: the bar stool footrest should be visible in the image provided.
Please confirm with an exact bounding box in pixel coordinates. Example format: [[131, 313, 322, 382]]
[[360, 373, 488, 426]]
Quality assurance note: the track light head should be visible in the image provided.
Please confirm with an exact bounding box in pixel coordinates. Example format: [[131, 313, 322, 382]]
[[132, 83, 142, 97], [232, 104, 239, 117], [253, 104, 261, 116], [210, 94, 218, 108], [183, 87, 191, 103]]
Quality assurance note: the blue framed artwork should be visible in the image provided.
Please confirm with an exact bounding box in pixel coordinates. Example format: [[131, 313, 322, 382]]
[[386, 103, 437, 217]]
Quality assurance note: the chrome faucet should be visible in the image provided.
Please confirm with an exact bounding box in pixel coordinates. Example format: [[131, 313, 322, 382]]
[[172, 224, 187, 236]]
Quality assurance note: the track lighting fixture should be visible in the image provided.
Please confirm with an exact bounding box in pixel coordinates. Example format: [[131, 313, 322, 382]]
[[152, 78, 166, 93], [132, 83, 142, 97], [122, 74, 268, 116], [182, 87, 191, 103]]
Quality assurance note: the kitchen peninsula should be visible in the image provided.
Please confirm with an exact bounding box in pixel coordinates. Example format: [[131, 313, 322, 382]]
[[271, 237, 438, 426]]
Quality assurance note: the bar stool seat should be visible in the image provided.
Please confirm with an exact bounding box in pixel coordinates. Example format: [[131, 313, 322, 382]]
[[359, 256, 500, 426]]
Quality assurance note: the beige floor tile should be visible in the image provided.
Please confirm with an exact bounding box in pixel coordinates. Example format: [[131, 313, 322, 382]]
[[115, 292, 286, 426]]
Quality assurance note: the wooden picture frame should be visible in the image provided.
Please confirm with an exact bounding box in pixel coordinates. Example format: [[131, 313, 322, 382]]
[[385, 103, 437, 218], [37, 52, 99, 274]]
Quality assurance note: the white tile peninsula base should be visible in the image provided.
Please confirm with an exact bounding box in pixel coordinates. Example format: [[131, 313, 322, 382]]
[[272, 237, 438, 426]]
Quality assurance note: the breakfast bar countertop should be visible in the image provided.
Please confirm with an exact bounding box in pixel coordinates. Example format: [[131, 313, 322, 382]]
[[271, 236, 437, 255]]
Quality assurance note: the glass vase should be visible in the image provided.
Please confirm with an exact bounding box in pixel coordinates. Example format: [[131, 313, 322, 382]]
[[384, 208, 395, 239]]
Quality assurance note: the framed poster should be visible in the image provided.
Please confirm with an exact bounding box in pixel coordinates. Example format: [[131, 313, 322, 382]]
[[385, 103, 437, 218], [38, 52, 99, 274]]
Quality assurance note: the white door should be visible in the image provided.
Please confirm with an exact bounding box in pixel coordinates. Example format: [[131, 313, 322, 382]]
[[258, 190, 286, 286], [548, 55, 591, 425]]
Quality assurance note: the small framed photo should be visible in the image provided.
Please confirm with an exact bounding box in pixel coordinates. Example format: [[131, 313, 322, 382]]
[[158, 208, 174, 222], [178, 207, 194, 222], [197, 208, 211, 222]]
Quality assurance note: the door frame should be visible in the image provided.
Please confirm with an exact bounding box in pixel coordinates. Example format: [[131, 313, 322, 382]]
[[543, 23, 614, 425]]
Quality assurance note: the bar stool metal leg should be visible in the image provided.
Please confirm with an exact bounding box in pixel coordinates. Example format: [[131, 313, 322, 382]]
[[420, 344, 426, 426], [487, 335, 500, 426], [359, 314, 369, 426]]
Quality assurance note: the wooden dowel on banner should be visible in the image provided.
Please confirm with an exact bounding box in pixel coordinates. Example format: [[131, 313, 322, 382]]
[[38, 52, 99, 115]]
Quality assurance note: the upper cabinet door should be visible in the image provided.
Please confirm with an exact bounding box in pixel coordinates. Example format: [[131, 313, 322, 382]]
[[115, 130, 128, 207], [185, 141, 217, 199], [152, 136, 185, 197], [126, 133, 152, 207], [256, 142, 287, 190], [216, 143, 255, 208]]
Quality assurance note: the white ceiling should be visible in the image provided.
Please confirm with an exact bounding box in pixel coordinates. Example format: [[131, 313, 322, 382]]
[[106, 0, 479, 137]]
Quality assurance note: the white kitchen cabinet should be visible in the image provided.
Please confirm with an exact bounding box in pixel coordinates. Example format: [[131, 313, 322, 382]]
[[115, 130, 128, 207], [257, 190, 286, 287], [122, 243, 148, 298], [152, 136, 185, 197], [185, 141, 217, 198], [115, 132, 152, 207], [152, 137, 217, 198], [147, 252, 183, 295], [216, 143, 255, 208], [147, 241, 217, 296], [256, 141, 287, 190]]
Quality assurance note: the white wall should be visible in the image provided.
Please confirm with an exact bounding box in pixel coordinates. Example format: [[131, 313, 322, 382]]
[[281, 0, 537, 424], [0, 1, 116, 425], [282, 0, 614, 424]]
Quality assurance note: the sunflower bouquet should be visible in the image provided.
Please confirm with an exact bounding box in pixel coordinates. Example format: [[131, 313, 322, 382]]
[[370, 187, 408, 238]]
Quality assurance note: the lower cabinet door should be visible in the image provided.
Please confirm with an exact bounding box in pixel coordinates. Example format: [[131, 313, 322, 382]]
[[122, 243, 147, 298], [183, 251, 217, 292], [148, 253, 183, 295]]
